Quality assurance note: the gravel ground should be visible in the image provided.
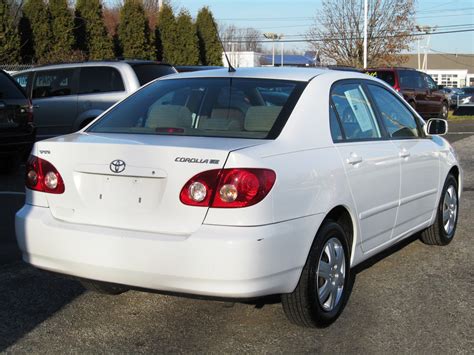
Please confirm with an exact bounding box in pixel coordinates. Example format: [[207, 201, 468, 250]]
[[0, 128, 473, 353]]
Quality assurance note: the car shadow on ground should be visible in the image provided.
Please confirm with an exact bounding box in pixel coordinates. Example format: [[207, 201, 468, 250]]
[[0, 266, 84, 351]]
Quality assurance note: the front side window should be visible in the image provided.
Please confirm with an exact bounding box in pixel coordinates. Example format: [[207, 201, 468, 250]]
[[79, 67, 125, 94], [88, 78, 305, 139], [331, 83, 381, 140], [367, 84, 420, 138], [32, 69, 74, 98], [13, 73, 30, 90], [423, 73, 438, 90]]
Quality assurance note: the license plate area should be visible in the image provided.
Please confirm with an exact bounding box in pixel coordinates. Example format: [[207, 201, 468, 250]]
[[77, 173, 165, 211]]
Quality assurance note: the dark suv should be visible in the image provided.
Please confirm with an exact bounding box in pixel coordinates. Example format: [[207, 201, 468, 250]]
[[365, 68, 448, 120], [0, 70, 35, 166]]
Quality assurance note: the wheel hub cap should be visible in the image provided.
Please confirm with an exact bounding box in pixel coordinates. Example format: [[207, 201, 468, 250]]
[[317, 237, 346, 312], [442, 185, 457, 236]]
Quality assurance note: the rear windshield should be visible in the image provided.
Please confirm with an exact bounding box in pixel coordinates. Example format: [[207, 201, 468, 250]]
[[365, 70, 396, 86], [131, 64, 177, 86], [88, 78, 306, 139], [0, 72, 26, 100]]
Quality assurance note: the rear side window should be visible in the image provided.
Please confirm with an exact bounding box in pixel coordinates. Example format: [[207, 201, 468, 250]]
[[32, 69, 74, 98], [367, 84, 420, 138], [79, 67, 125, 94], [88, 78, 306, 139], [0, 72, 26, 99], [331, 83, 381, 140], [131, 64, 176, 86], [366, 71, 395, 86]]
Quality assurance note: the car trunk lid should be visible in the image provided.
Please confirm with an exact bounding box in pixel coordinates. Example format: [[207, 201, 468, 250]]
[[34, 132, 265, 235]]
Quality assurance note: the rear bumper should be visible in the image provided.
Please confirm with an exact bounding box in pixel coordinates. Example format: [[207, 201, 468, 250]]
[[16, 204, 322, 298]]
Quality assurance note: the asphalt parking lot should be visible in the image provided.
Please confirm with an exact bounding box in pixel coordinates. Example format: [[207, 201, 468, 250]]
[[1, 121, 473, 353]]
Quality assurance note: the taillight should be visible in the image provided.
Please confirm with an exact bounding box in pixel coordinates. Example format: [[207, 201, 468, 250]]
[[180, 168, 276, 208], [25, 155, 65, 194]]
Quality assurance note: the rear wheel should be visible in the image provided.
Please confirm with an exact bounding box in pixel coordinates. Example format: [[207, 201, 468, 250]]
[[80, 279, 129, 295], [281, 221, 354, 327], [420, 174, 458, 245]]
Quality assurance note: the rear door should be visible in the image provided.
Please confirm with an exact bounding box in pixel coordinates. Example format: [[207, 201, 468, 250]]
[[31, 68, 78, 140], [365, 83, 439, 237], [331, 81, 401, 253], [76, 66, 127, 128]]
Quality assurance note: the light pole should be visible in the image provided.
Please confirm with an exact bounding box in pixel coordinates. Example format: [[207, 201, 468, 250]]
[[264, 33, 284, 67], [363, 0, 368, 69]]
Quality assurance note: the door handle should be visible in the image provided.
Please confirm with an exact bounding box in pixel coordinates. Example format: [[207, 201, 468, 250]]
[[347, 153, 363, 165], [399, 149, 410, 158], [0, 102, 5, 109], [33, 105, 40, 109]]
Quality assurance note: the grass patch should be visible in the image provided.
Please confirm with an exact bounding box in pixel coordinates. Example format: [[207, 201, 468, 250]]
[[448, 111, 474, 120]]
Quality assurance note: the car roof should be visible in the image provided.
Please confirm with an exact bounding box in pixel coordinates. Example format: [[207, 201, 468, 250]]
[[162, 67, 369, 82], [11, 60, 172, 74]]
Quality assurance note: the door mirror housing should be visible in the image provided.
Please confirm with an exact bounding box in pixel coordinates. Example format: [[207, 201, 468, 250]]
[[425, 118, 448, 136]]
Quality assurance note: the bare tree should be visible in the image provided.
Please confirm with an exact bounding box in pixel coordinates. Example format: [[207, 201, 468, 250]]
[[220, 24, 262, 52], [306, 0, 415, 67]]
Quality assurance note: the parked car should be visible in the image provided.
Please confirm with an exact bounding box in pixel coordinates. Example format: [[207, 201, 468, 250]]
[[457, 87, 474, 106], [440, 87, 463, 108], [16, 68, 461, 328], [12, 60, 176, 141], [365, 68, 449, 120], [0, 70, 35, 167]]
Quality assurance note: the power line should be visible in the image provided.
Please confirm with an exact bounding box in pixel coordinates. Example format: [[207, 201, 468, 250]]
[[224, 28, 474, 44]]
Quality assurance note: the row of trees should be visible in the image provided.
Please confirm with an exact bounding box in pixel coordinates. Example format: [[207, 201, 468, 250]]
[[0, 0, 223, 66]]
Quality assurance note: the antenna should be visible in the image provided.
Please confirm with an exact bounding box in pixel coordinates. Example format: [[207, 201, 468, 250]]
[[212, 19, 236, 72]]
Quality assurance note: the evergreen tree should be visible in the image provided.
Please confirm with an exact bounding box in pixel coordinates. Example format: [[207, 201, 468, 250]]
[[118, 0, 153, 60], [75, 0, 114, 60], [173, 9, 199, 65], [22, 0, 52, 63], [0, 0, 20, 63], [156, 3, 176, 63], [196, 7, 222, 66], [49, 0, 74, 58]]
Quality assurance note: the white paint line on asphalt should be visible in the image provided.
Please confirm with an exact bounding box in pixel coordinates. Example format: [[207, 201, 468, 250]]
[[447, 132, 474, 134], [0, 191, 25, 196]]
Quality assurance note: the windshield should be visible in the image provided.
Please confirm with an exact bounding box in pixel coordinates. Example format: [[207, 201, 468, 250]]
[[88, 77, 306, 139], [461, 87, 474, 94]]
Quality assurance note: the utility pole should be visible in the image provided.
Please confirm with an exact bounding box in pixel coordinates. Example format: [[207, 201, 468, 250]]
[[416, 25, 436, 71], [363, 0, 368, 69]]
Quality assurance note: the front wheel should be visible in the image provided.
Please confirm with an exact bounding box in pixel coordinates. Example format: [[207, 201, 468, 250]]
[[440, 102, 449, 120], [281, 221, 354, 328], [420, 174, 459, 245]]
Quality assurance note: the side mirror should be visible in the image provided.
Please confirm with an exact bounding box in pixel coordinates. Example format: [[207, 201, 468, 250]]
[[425, 118, 448, 136]]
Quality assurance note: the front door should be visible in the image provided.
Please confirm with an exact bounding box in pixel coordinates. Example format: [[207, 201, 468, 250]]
[[365, 83, 440, 238]]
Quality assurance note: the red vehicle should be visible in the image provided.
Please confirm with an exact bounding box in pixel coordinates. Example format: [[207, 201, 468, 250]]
[[366, 68, 448, 120]]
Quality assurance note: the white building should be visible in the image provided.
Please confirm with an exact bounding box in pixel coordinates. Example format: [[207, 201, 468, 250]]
[[222, 51, 264, 68]]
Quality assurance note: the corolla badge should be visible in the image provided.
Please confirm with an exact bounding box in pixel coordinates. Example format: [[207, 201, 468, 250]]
[[110, 159, 126, 173]]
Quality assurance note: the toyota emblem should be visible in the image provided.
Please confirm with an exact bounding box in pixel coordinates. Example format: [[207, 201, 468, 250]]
[[110, 159, 126, 173]]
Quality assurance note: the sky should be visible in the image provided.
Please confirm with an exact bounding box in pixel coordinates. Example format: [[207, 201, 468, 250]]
[[173, 0, 474, 55]]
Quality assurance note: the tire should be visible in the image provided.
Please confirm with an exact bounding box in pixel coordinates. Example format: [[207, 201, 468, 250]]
[[80, 279, 129, 295], [281, 221, 354, 328], [420, 174, 459, 245], [440, 102, 449, 120]]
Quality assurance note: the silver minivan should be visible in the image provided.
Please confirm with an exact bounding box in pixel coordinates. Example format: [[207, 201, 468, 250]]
[[13, 61, 176, 140]]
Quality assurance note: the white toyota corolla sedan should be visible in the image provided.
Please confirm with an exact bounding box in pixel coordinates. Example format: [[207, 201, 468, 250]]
[[16, 68, 462, 327]]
